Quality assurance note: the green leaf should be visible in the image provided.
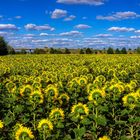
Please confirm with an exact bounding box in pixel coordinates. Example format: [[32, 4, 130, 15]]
[[81, 118, 91, 125], [95, 116, 107, 126]]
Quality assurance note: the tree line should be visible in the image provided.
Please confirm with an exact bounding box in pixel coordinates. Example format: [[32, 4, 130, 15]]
[[1, 36, 140, 55]]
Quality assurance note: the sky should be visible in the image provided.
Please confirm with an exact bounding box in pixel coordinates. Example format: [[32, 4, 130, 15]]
[[0, 0, 140, 49]]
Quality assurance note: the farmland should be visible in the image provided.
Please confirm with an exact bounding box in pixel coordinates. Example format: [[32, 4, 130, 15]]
[[0, 54, 140, 140]]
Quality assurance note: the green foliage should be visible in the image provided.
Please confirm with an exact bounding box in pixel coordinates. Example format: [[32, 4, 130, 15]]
[[0, 36, 8, 55], [107, 47, 114, 54], [0, 54, 140, 139]]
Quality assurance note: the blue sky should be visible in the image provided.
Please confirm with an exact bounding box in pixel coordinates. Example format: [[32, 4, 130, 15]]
[[0, 0, 140, 49]]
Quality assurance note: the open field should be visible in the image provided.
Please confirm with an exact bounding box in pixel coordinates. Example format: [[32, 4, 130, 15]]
[[0, 54, 140, 140]]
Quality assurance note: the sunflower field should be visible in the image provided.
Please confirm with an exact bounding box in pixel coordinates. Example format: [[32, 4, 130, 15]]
[[0, 54, 140, 140]]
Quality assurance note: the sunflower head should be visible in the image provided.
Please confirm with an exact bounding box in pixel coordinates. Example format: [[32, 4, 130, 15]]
[[87, 83, 95, 94], [96, 75, 106, 83], [15, 126, 34, 140], [71, 103, 89, 119], [122, 92, 138, 109], [88, 89, 105, 105], [30, 90, 44, 104], [49, 108, 64, 120], [45, 85, 58, 100], [6, 81, 16, 93], [0, 120, 4, 129], [32, 82, 41, 90], [38, 119, 53, 132], [20, 85, 33, 97], [78, 77, 88, 87], [58, 93, 70, 105], [98, 136, 110, 140]]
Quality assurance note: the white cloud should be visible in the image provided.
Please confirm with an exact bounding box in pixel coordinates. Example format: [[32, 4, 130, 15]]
[[64, 15, 76, 21], [95, 34, 113, 37], [108, 27, 135, 32], [51, 9, 67, 19], [130, 36, 140, 39], [97, 11, 140, 21], [135, 30, 140, 33], [0, 31, 8, 36], [57, 0, 105, 5], [0, 24, 18, 30], [25, 24, 55, 31], [40, 33, 48, 36], [15, 16, 22, 19], [59, 30, 82, 37], [75, 24, 92, 29]]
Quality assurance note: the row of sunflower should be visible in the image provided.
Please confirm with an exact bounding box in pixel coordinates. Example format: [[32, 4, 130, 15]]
[[0, 54, 140, 140]]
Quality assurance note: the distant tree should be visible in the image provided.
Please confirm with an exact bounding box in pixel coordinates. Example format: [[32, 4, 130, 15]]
[[0, 36, 8, 55], [50, 48, 55, 54], [20, 49, 27, 54], [121, 47, 127, 54], [34, 48, 46, 54], [115, 48, 121, 54], [80, 49, 84, 54], [86, 48, 92, 54], [136, 47, 140, 54], [7, 45, 15, 54], [107, 47, 114, 54], [64, 48, 71, 54]]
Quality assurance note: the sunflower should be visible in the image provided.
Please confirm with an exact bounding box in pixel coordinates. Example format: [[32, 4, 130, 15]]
[[98, 136, 110, 140], [5, 81, 16, 93], [45, 85, 58, 99], [38, 119, 53, 131], [87, 83, 95, 94], [109, 84, 124, 95], [71, 103, 89, 116], [58, 93, 70, 104], [78, 77, 88, 86], [122, 92, 138, 109], [30, 90, 44, 104], [88, 89, 105, 105], [20, 85, 33, 96], [0, 120, 4, 129], [49, 108, 64, 120], [15, 126, 34, 140], [96, 75, 106, 83]]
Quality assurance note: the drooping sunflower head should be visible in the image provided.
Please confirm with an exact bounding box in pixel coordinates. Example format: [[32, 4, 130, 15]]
[[20, 85, 33, 97], [15, 126, 34, 140], [78, 77, 88, 87], [96, 75, 106, 83], [0, 120, 4, 129], [38, 119, 53, 132], [49, 108, 64, 120], [98, 136, 110, 140], [88, 89, 105, 105], [109, 84, 123, 95], [86, 83, 95, 94], [71, 103, 89, 116], [30, 90, 44, 104], [45, 84, 58, 100], [5, 81, 16, 93], [58, 93, 70, 105], [124, 84, 133, 93], [122, 92, 138, 109], [32, 82, 41, 90]]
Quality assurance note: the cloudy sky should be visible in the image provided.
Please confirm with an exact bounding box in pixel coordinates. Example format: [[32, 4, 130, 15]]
[[0, 0, 140, 49]]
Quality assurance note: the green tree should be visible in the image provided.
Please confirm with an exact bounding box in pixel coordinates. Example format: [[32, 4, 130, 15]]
[[0, 36, 8, 55], [115, 48, 121, 54], [64, 48, 71, 54], [7, 45, 15, 54], [121, 47, 127, 54], [86, 48, 92, 54], [107, 47, 114, 54], [136, 47, 140, 54], [80, 49, 84, 54]]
